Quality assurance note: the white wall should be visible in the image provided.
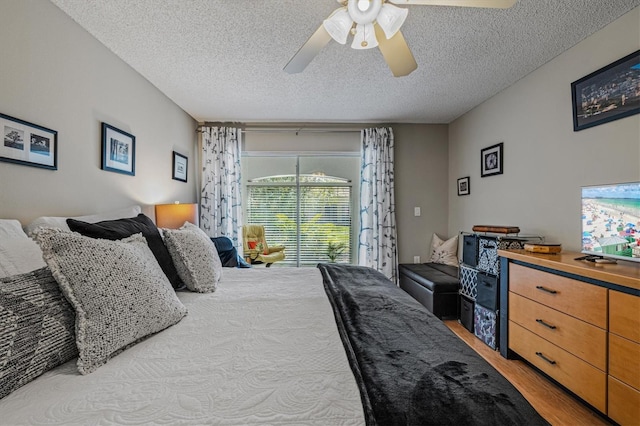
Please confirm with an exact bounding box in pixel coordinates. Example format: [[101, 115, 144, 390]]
[[0, 0, 197, 225], [448, 8, 640, 252]]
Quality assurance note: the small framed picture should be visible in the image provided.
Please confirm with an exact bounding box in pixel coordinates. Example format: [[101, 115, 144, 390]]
[[0, 113, 57, 170], [172, 151, 188, 182], [481, 142, 503, 178], [101, 123, 135, 176], [457, 176, 470, 196]]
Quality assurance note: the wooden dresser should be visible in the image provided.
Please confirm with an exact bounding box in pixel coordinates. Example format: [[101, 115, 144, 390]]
[[498, 250, 640, 424]]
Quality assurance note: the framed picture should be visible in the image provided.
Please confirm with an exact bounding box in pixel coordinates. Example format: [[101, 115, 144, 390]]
[[101, 123, 135, 176], [0, 113, 57, 170], [457, 176, 470, 196], [571, 50, 640, 131], [481, 142, 503, 177], [172, 151, 188, 182]]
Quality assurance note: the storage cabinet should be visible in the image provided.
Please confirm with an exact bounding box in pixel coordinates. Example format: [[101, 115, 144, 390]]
[[608, 290, 640, 425], [507, 265, 608, 412], [459, 232, 533, 351], [499, 249, 640, 424]]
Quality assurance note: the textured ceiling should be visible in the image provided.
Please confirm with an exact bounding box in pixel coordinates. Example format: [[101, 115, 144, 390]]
[[50, 0, 639, 124]]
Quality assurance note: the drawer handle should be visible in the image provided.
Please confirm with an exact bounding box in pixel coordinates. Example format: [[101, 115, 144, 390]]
[[535, 352, 557, 365], [535, 285, 557, 294], [535, 319, 557, 330]]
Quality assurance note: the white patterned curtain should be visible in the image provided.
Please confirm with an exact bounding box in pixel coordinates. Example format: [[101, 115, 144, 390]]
[[200, 126, 243, 249], [358, 127, 398, 283]]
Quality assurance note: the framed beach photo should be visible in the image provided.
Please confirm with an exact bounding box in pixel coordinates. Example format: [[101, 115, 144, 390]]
[[481, 143, 503, 178], [571, 50, 640, 131], [457, 176, 470, 196], [0, 113, 57, 170], [172, 151, 188, 182], [101, 123, 135, 176]]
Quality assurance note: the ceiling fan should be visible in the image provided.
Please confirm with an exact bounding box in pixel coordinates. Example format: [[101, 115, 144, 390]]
[[284, 0, 517, 77]]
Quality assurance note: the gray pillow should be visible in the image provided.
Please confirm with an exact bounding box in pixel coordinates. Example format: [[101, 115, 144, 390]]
[[162, 222, 222, 293], [34, 229, 187, 375], [0, 267, 77, 399]]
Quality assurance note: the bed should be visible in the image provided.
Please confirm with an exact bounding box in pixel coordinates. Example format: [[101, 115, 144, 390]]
[[0, 207, 548, 425]]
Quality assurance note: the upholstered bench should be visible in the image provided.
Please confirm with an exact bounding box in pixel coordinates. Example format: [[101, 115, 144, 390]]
[[398, 263, 460, 320]]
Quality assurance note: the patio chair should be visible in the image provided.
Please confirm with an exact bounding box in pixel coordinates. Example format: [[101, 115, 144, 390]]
[[242, 224, 286, 267]]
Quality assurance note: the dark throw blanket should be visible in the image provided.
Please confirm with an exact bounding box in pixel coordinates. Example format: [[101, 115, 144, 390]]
[[318, 263, 549, 426]]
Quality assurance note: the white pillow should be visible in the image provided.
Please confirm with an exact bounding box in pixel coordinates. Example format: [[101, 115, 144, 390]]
[[0, 238, 46, 278], [0, 219, 28, 239], [162, 222, 222, 293], [24, 205, 142, 236], [429, 233, 459, 267]]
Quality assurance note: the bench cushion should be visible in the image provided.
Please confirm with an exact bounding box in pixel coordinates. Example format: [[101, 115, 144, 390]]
[[398, 263, 459, 292], [398, 263, 460, 319]]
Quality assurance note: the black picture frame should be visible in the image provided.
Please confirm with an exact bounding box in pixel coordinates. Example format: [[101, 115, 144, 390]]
[[172, 151, 188, 182], [571, 50, 640, 131], [481, 142, 503, 178], [0, 113, 57, 170], [457, 176, 470, 196], [101, 123, 135, 176]]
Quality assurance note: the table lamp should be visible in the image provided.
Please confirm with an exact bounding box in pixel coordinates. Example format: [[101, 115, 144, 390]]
[[155, 202, 198, 229]]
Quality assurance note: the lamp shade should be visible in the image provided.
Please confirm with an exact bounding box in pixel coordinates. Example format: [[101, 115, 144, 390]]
[[377, 3, 408, 39], [155, 203, 198, 229], [323, 8, 353, 45]]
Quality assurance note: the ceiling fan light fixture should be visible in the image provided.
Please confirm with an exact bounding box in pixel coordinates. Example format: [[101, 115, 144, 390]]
[[323, 7, 353, 45], [351, 23, 378, 49], [347, 0, 382, 25], [377, 3, 408, 39]]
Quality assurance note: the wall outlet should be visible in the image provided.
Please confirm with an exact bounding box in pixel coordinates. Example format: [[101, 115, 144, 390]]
[[414, 207, 421, 217], [413, 256, 420, 264]]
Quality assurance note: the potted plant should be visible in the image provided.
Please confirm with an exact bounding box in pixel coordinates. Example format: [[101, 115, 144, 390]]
[[326, 241, 346, 262]]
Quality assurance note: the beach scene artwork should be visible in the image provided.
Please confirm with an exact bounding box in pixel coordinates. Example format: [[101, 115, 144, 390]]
[[581, 182, 640, 260]]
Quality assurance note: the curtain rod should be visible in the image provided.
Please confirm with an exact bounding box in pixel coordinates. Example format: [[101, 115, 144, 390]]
[[196, 122, 384, 134], [242, 128, 362, 134]]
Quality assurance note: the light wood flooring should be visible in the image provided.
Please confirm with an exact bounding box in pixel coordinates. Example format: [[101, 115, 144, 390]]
[[444, 320, 612, 426]]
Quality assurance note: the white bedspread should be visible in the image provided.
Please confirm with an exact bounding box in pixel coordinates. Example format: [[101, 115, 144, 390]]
[[0, 267, 365, 425]]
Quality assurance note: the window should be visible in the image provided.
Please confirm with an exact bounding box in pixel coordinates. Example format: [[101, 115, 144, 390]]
[[244, 156, 358, 266]]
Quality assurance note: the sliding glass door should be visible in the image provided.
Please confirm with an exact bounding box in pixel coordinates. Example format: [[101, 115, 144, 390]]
[[243, 155, 359, 267]]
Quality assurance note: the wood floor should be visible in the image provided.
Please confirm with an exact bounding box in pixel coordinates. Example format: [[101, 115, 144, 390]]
[[444, 320, 612, 426]]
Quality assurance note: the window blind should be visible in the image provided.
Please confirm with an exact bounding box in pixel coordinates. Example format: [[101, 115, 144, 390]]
[[247, 184, 351, 266]]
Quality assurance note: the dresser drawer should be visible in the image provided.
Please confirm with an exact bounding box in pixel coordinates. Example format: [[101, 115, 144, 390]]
[[609, 290, 640, 344], [509, 264, 607, 328], [509, 321, 606, 413], [509, 292, 606, 371], [609, 333, 640, 390], [608, 376, 640, 426]]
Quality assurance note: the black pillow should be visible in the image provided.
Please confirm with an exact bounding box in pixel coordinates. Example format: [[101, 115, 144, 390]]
[[211, 236, 250, 268], [67, 214, 185, 289]]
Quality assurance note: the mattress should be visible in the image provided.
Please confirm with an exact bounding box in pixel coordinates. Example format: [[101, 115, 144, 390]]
[[0, 267, 365, 425]]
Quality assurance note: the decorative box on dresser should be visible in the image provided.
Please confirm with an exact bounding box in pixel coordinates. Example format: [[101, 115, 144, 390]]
[[498, 249, 640, 425]]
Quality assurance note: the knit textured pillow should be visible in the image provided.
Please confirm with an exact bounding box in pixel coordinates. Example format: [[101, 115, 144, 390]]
[[34, 229, 187, 375], [162, 222, 222, 293], [0, 267, 77, 399]]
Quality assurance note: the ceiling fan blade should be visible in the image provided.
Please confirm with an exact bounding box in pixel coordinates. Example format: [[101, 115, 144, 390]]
[[389, 0, 517, 8], [374, 24, 417, 77], [284, 25, 333, 74]]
